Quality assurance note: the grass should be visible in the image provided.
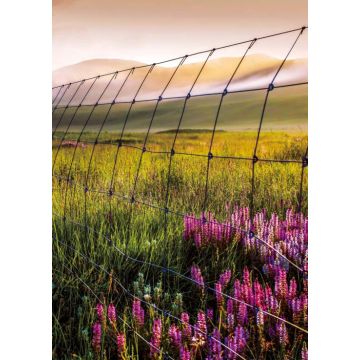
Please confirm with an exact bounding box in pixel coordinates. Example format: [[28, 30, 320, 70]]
[[53, 85, 307, 134], [52, 129, 308, 359]]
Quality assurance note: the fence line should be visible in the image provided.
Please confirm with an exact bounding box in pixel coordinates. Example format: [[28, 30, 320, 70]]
[[53, 26, 308, 356]]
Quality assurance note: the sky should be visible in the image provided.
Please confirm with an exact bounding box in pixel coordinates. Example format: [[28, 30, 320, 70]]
[[53, 0, 307, 70]]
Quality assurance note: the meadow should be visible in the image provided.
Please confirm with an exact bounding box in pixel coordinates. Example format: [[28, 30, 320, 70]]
[[53, 126, 307, 359]]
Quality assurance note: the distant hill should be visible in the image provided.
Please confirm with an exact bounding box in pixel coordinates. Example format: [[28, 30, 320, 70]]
[[52, 55, 307, 105]]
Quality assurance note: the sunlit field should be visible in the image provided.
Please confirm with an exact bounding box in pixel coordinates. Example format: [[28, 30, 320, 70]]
[[52, 128, 307, 359]]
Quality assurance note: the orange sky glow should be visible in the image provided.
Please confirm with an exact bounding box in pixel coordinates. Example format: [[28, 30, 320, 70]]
[[53, 0, 307, 70]]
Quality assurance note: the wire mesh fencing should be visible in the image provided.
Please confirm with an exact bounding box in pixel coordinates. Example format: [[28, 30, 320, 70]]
[[52, 26, 308, 358]]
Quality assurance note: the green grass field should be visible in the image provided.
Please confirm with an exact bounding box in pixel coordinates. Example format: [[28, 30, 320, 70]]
[[52, 71, 309, 359], [53, 85, 307, 134]]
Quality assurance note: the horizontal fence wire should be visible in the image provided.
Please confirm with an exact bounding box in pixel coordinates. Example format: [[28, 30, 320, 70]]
[[53, 81, 308, 110], [53, 26, 308, 356]]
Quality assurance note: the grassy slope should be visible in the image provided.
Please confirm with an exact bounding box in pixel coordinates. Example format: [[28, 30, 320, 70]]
[[53, 84, 307, 135]]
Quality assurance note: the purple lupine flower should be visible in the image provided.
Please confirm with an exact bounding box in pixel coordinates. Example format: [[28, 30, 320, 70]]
[[191, 264, 204, 289], [132, 299, 144, 327], [226, 299, 234, 329], [237, 302, 248, 325], [234, 326, 247, 352], [254, 279, 264, 308], [181, 312, 192, 341], [180, 345, 191, 360], [215, 282, 223, 308], [206, 308, 214, 322], [242, 267, 251, 287], [227, 335, 238, 360], [92, 322, 102, 353], [288, 277, 297, 299], [256, 308, 264, 327], [168, 324, 182, 348], [227, 298, 234, 315], [219, 269, 232, 287], [107, 303, 117, 325], [209, 328, 222, 360], [96, 303, 104, 322], [277, 322, 288, 346], [275, 268, 288, 299], [150, 318, 162, 358], [194, 310, 207, 339], [234, 279, 241, 301], [116, 333, 126, 355], [194, 232, 202, 248]]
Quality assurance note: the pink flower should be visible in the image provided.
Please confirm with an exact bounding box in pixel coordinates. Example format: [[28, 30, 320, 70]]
[[206, 308, 214, 322], [91, 322, 101, 353], [132, 299, 144, 327], [219, 269, 232, 287], [181, 312, 192, 340], [277, 322, 288, 346], [215, 282, 223, 308], [194, 310, 207, 340], [116, 333, 126, 355], [150, 318, 162, 358], [180, 345, 191, 360], [96, 303, 104, 322], [107, 303, 117, 324], [288, 277, 297, 299], [237, 303, 248, 325], [168, 324, 182, 348], [256, 308, 264, 327], [209, 328, 222, 359], [191, 265, 204, 289]]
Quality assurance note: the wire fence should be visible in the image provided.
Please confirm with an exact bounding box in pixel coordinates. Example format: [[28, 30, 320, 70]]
[[52, 26, 308, 358]]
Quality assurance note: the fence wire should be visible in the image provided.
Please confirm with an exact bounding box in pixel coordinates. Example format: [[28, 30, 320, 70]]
[[52, 26, 308, 357]]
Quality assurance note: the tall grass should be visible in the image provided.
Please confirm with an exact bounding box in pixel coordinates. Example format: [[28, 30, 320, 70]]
[[52, 131, 307, 359]]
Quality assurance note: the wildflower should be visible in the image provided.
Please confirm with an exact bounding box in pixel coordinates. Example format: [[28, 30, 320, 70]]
[[116, 333, 126, 356], [277, 322, 288, 346], [234, 326, 247, 352], [91, 322, 102, 353], [242, 267, 251, 287], [180, 345, 191, 360], [150, 318, 162, 358], [237, 302, 248, 325], [254, 279, 264, 307], [194, 310, 207, 340], [288, 277, 297, 299], [107, 303, 117, 325], [219, 269, 232, 287], [132, 299, 144, 327], [191, 265, 204, 289], [215, 282, 223, 308], [227, 335, 238, 359], [181, 312, 192, 341], [256, 308, 264, 327], [209, 328, 222, 359], [168, 324, 182, 347], [96, 303, 104, 322], [206, 308, 214, 322]]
